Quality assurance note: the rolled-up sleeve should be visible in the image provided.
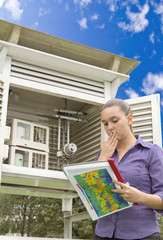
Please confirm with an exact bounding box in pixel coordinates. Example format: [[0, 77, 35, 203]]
[[149, 144, 163, 214]]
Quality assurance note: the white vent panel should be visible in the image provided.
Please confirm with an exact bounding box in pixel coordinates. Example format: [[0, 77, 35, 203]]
[[0, 80, 4, 127], [127, 94, 162, 146], [10, 61, 105, 98]]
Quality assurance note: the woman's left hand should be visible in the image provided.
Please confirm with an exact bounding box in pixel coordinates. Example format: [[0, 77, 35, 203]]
[[112, 180, 142, 203], [112, 180, 163, 209]]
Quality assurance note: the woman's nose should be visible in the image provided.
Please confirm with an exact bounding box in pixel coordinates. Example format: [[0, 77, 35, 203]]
[[107, 123, 114, 130]]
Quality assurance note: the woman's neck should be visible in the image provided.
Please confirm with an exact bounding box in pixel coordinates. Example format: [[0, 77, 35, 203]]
[[117, 133, 136, 152], [116, 134, 136, 162]]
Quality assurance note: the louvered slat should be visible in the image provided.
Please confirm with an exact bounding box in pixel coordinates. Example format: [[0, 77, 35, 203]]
[[0, 80, 4, 127], [71, 112, 101, 133], [70, 111, 101, 164], [128, 99, 153, 143], [71, 123, 100, 143], [11, 61, 105, 98]]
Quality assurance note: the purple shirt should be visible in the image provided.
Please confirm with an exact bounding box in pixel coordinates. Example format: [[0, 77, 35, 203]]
[[95, 135, 163, 240]]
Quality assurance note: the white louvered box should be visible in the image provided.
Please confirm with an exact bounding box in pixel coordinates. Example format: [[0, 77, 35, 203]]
[[9, 146, 48, 169], [8, 119, 49, 152]]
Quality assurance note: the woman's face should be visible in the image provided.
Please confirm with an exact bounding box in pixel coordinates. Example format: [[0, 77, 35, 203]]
[[101, 105, 133, 141]]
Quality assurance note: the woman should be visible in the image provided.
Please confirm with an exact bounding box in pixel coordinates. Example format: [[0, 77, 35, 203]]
[[94, 98, 163, 240]]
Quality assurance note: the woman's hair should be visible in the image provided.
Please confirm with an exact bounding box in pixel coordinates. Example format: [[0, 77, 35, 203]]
[[101, 98, 133, 132], [101, 98, 133, 116]]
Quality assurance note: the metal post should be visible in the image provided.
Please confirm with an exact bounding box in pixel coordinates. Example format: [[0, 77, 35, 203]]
[[62, 198, 72, 239], [57, 118, 61, 167], [67, 120, 70, 144]]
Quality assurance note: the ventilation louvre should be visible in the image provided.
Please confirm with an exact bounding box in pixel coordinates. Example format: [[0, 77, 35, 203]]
[[10, 61, 105, 98], [127, 94, 162, 146], [70, 111, 101, 164], [0, 80, 4, 127]]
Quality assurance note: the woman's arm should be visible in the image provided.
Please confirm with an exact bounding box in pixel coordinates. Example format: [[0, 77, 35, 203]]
[[140, 193, 163, 210], [112, 180, 163, 210]]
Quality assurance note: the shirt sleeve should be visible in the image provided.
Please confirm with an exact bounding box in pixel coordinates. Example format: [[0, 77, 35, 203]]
[[94, 149, 101, 161], [149, 144, 163, 215]]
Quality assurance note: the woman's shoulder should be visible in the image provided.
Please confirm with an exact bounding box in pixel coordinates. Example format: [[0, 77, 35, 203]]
[[136, 135, 162, 151]]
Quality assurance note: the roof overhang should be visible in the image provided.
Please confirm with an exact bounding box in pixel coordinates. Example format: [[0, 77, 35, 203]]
[[0, 40, 130, 84], [0, 19, 140, 76]]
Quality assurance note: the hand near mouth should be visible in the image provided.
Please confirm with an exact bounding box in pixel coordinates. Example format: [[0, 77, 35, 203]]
[[98, 131, 118, 161]]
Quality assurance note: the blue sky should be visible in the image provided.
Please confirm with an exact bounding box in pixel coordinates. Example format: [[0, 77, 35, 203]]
[[0, 0, 163, 135]]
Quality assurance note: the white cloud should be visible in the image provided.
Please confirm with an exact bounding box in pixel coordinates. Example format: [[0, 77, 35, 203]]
[[38, 7, 50, 16], [150, 49, 157, 58], [32, 21, 39, 28], [122, 0, 140, 7], [97, 24, 105, 29], [106, 0, 119, 12], [133, 55, 140, 60], [81, 0, 91, 7], [118, 3, 149, 33], [65, 2, 69, 11], [106, 0, 144, 12], [142, 72, 163, 95], [77, 17, 88, 29], [153, 2, 163, 15], [0, 0, 5, 8], [90, 13, 99, 21], [150, 0, 155, 6], [125, 88, 139, 99], [4, 0, 23, 20], [119, 52, 125, 57], [153, 2, 163, 33], [149, 31, 155, 44], [74, 0, 92, 8], [55, 0, 62, 3]]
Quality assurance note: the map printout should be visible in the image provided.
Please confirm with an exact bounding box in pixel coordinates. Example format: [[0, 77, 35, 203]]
[[63, 160, 133, 220]]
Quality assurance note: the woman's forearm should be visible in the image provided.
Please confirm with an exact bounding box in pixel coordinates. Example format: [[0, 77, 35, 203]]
[[112, 180, 163, 210], [140, 192, 163, 210]]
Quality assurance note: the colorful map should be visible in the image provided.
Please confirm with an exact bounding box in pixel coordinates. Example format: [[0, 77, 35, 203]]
[[74, 168, 129, 217]]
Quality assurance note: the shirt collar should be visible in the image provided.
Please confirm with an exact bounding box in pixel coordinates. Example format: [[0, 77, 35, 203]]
[[135, 135, 151, 149]]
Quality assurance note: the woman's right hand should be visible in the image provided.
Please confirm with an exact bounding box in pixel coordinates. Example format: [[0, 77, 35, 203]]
[[98, 132, 118, 161]]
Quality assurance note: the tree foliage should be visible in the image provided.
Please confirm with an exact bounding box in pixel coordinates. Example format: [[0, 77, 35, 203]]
[[0, 194, 95, 238], [1, 193, 162, 239], [72, 198, 95, 239], [0, 194, 64, 237]]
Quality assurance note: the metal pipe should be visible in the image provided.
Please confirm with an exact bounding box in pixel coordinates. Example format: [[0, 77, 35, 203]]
[[57, 118, 61, 168], [54, 109, 87, 115], [54, 114, 82, 122], [67, 120, 70, 144], [58, 118, 61, 151], [63, 119, 65, 146]]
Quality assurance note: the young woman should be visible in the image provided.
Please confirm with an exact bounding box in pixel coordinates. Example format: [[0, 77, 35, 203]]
[[94, 98, 163, 240]]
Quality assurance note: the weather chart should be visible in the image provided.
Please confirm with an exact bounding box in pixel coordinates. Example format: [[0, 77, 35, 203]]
[[63, 159, 133, 221]]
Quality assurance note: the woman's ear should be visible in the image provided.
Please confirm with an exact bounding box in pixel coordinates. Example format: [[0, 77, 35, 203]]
[[128, 113, 133, 126]]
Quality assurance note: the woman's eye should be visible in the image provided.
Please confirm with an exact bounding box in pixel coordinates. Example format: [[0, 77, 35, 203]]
[[112, 119, 118, 123], [102, 119, 118, 126]]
